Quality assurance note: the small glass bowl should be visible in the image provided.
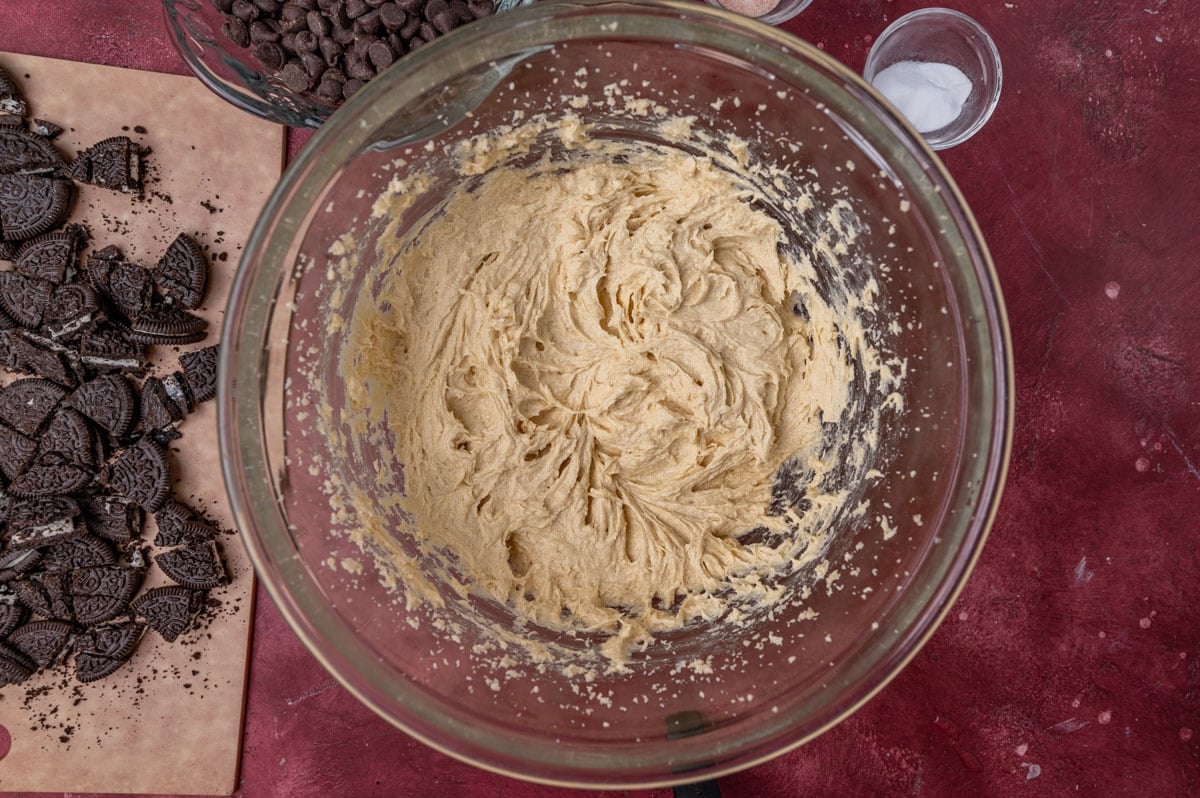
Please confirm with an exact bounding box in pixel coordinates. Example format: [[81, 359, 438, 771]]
[[864, 8, 1002, 150], [703, 0, 812, 26]]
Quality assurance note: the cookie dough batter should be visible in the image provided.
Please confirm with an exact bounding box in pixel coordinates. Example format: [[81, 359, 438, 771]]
[[342, 133, 859, 651]]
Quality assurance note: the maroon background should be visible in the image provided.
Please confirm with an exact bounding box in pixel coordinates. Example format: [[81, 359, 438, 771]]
[[2, 1, 1199, 795]]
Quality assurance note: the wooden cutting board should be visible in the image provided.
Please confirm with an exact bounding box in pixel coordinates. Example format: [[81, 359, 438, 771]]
[[0, 52, 284, 795]]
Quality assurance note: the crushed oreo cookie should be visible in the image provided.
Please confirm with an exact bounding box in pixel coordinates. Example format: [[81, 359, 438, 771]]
[[0, 63, 233, 690]]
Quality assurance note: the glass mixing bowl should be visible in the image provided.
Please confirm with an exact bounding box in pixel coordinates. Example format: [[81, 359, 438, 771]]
[[220, 0, 1012, 787]]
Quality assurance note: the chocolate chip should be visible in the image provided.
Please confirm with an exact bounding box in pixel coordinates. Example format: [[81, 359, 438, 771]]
[[254, 41, 287, 71], [407, 36, 426, 51], [301, 51, 326, 79], [345, 53, 374, 82], [345, 0, 370, 17], [379, 2, 407, 29], [223, 14, 251, 48], [306, 9, 330, 36], [279, 1, 309, 30], [342, 78, 366, 99], [398, 13, 421, 38], [354, 8, 383, 33], [231, 0, 260, 20], [468, 0, 493, 18], [280, 60, 314, 92], [449, 0, 472, 22], [254, 0, 282, 11], [294, 29, 320, 52], [367, 40, 395, 71], [319, 36, 344, 65], [249, 19, 281, 42], [417, 20, 437, 40]]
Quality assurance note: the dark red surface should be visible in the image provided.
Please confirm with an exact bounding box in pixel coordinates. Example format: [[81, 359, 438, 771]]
[[2, 1, 1199, 795]]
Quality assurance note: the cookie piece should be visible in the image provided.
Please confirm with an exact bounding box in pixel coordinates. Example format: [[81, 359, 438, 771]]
[[140, 376, 184, 432], [8, 333, 76, 386], [155, 518, 215, 548], [0, 648, 34, 686], [7, 511, 86, 551], [161, 371, 195, 415], [153, 499, 194, 541], [0, 548, 41, 583], [71, 565, 142, 625], [155, 541, 226, 589], [178, 344, 218, 404], [0, 271, 53, 327], [96, 262, 155, 320], [9, 453, 95, 497], [78, 492, 142, 543], [0, 377, 66, 435], [67, 137, 142, 194], [14, 229, 80, 283], [0, 127, 64, 175], [14, 571, 73, 620], [79, 323, 145, 373], [31, 119, 63, 139], [0, 67, 26, 117], [0, 601, 27, 637], [8, 619, 73, 668], [104, 438, 172, 512], [126, 305, 208, 346], [0, 174, 72, 242], [37, 408, 97, 469], [73, 620, 144, 682], [39, 534, 116, 571], [154, 233, 208, 310], [44, 283, 102, 340], [131, 586, 201, 642], [0, 422, 37, 480], [8, 494, 80, 530], [67, 375, 139, 438]]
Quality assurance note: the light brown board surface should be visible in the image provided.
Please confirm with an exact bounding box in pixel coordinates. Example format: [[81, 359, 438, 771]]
[[0, 52, 284, 795]]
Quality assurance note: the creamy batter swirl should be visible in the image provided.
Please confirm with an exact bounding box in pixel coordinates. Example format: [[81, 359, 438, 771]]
[[341, 135, 860, 652]]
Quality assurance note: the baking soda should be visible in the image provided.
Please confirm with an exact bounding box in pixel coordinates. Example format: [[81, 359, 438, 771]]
[[871, 60, 973, 133]]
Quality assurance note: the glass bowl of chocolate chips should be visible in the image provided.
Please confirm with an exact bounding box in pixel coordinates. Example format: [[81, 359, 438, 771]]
[[163, 0, 521, 127]]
